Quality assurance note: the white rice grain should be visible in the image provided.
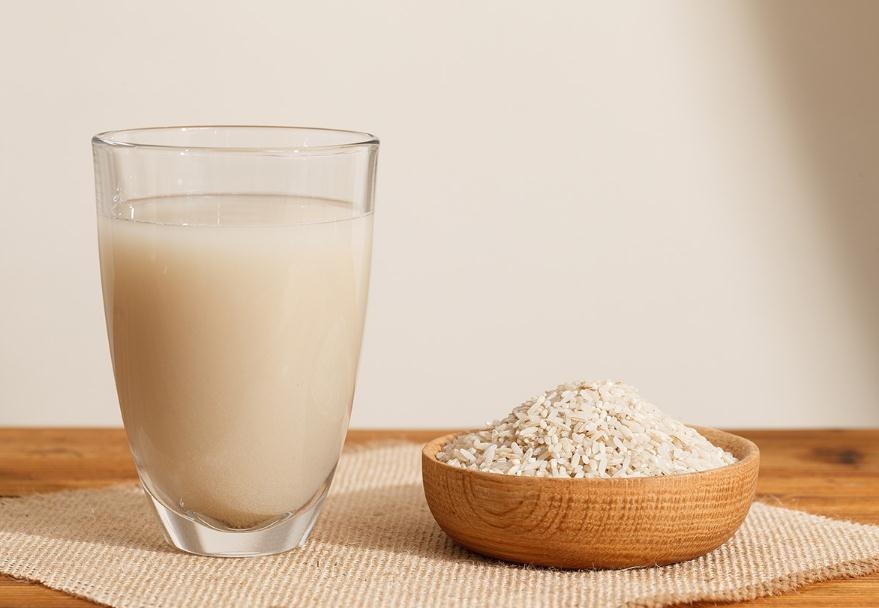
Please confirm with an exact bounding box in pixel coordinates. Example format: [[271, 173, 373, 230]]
[[435, 380, 736, 478]]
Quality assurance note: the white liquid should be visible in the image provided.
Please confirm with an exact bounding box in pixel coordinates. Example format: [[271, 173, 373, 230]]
[[99, 195, 372, 528]]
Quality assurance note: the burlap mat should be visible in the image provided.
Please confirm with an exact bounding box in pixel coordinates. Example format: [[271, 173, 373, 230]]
[[1, 443, 878, 608]]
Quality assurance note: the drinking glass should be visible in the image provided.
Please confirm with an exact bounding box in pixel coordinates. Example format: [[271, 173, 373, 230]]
[[93, 126, 378, 556]]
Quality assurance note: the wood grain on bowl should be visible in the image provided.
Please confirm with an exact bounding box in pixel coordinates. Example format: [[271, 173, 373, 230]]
[[422, 427, 760, 569]]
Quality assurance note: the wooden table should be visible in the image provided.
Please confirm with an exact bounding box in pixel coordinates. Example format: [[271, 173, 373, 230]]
[[0, 429, 877, 607]]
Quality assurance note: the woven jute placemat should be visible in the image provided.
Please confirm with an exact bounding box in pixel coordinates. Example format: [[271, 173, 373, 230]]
[[1, 442, 878, 608]]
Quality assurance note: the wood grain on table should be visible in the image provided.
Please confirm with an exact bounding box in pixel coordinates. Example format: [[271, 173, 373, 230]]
[[0, 429, 877, 607]]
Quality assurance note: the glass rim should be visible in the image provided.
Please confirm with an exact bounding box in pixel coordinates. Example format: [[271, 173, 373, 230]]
[[92, 125, 379, 153]]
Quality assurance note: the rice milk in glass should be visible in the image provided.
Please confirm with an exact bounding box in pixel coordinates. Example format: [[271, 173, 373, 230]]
[[93, 127, 378, 556]]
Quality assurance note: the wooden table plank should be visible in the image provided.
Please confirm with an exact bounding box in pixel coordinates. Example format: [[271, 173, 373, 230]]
[[0, 428, 877, 607]]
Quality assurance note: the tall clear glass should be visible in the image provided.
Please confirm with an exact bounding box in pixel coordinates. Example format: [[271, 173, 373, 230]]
[[93, 126, 378, 556]]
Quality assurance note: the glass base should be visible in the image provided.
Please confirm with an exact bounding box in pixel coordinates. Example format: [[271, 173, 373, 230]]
[[143, 483, 329, 557]]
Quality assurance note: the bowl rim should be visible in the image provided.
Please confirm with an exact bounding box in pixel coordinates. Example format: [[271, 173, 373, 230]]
[[422, 426, 759, 486]]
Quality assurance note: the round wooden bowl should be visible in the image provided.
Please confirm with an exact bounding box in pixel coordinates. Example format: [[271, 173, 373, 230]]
[[422, 427, 759, 569]]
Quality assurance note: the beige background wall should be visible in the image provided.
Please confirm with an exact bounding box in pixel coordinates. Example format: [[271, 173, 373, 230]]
[[1, 1, 877, 428]]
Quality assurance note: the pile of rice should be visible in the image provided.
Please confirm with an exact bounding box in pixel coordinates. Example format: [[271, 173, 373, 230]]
[[436, 380, 736, 478]]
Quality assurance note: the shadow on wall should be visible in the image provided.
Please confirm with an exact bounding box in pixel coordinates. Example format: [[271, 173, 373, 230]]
[[751, 1, 879, 358]]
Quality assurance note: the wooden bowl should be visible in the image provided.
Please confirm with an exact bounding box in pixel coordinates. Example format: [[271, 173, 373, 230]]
[[422, 426, 759, 569]]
